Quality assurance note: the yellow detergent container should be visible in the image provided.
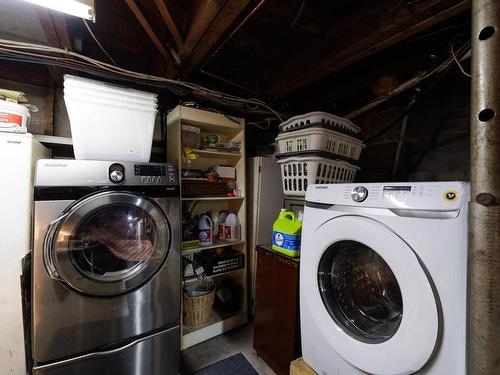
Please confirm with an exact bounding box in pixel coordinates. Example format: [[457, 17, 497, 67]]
[[272, 209, 302, 257]]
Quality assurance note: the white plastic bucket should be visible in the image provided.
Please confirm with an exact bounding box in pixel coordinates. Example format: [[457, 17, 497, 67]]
[[64, 92, 158, 111], [64, 75, 157, 100], [63, 94, 157, 162], [0, 101, 30, 133], [64, 86, 158, 107]]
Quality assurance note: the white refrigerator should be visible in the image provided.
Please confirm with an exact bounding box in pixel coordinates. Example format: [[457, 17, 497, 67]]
[[246, 156, 284, 314], [0, 133, 48, 374]]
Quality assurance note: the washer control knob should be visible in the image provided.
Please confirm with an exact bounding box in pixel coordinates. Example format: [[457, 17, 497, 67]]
[[110, 170, 124, 183], [109, 163, 125, 184], [351, 186, 368, 202]]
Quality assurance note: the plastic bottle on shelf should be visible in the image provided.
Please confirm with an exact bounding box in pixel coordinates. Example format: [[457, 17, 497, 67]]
[[210, 211, 219, 240], [198, 213, 213, 246], [224, 212, 241, 241], [218, 211, 228, 241]]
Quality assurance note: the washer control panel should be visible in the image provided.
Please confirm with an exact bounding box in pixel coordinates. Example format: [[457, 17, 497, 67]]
[[345, 183, 465, 209], [34, 160, 179, 187], [307, 182, 468, 211], [133, 163, 177, 185]]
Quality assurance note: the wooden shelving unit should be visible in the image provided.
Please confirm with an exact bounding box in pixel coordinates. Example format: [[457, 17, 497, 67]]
[[181, 196, 244, 201], [166, 105, 248, 350], [182, 240, 245, 255]]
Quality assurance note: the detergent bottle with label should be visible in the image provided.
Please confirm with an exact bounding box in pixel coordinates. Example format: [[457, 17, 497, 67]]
[[198, 213, 213, 246], [224, 212, 241, 241], [272, 209, 302, 257]]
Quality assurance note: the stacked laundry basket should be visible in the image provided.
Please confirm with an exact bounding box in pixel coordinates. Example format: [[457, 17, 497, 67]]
[[276, 112, 365, 196]]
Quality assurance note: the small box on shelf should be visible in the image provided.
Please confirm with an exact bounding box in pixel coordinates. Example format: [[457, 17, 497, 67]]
[[194, 248, 245, 277]]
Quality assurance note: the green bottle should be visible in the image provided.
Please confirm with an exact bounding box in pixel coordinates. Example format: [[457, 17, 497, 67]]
[[272, 209, 302, 257]]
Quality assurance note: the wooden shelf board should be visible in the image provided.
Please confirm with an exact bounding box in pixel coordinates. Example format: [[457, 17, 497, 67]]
[[170, 106, 244, 136], [193, 148, 242, 160], [182, 240, 245, 255], [181, 196, 244, 201], [34, 134, 73, 145], [183, 267, 244, 284], [181, 309, 248, 350]]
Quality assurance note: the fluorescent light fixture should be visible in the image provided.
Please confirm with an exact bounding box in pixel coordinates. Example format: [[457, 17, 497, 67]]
[[23, 0, 95, 22]]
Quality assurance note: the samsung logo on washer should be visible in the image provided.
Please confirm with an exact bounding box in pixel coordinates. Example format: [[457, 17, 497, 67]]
[[43, 162, 68, 168]]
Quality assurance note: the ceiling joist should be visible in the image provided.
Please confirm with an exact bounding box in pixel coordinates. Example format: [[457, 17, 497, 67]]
[[125, 0, 176, 71], [266, 0, 471, 96], [177, 0, 228, 64], [176, 0, 266, 79], [36, 8, 73, 83], [153, 0, 183, 49]]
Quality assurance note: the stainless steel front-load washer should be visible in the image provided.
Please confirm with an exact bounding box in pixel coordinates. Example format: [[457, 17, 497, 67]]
[[32, 160, 180, 375]]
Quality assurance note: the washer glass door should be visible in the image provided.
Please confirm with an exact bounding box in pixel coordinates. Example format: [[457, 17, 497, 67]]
[[318, 240, 403, 344], [45, 191, 170, 296]]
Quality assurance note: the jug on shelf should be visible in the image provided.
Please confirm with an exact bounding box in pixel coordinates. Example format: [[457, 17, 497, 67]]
[[198, 213, 213, 246]]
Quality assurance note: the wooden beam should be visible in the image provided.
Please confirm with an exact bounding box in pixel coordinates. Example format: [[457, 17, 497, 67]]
[[0, 63, 49, 87], [266, 0, 471, 96], [153, 0, 183, 49], [177, 0, 266, 79], [36, 8, 73, 83], [43, 83, 55, 135], [125, 0, 175, 69], [177, 0, 227, 63]]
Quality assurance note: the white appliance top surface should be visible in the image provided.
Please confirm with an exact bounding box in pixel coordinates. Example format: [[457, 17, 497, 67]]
[[35, 159, 178, 187], [305, 181, 469, 211]]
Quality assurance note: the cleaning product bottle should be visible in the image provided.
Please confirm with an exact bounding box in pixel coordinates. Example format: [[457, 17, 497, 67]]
[[224, 212, 241, 241], [218, 211, 228, 240], [210, 211, 219, 240], [198, 214, 213, 246], [272, 209, 302, 257]]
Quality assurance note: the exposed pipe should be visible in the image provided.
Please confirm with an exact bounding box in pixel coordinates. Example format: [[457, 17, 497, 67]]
[[469, 0, 500, 374]]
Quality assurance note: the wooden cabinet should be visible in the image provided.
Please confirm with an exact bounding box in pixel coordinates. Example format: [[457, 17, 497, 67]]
[[253, 244, 301, 375]]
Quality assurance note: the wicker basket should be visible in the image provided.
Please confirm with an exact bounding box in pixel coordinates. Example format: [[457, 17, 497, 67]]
[[183, 287, 215, 327]]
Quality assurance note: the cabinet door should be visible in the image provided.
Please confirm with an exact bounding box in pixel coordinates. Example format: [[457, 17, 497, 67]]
[[253, 249, 299, 375]]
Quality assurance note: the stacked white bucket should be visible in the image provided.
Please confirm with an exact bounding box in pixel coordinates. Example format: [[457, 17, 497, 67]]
[[275, 112, 365, 196], [63, 74, 158, 162]]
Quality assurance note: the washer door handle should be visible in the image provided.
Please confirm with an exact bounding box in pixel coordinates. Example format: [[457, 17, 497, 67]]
[[43, 213, 69, 281]]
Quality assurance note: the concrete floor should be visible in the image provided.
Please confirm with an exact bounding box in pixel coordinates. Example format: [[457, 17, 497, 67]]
[[181, 323, 276, 375]]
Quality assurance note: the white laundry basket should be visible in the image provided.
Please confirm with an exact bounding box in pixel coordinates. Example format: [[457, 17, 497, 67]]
[[278, 155, 360, 197], [276, 127, 365, 161], [279, 111, 360, 135]]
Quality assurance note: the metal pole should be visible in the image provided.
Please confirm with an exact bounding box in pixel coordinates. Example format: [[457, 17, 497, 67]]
[[469, 1, 500, 374]]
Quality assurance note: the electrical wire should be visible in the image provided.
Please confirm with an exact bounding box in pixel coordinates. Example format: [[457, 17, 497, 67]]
[[451, 43, 471, 78], [291, 0, 307, 27], [83, 19, 119, 67], [247, 117, 278, 130], [0, 37, 285, 121], [347, 41, 471, 119], [362, 40, 471, 143]]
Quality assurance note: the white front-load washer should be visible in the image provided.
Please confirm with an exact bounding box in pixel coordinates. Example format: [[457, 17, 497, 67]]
[[301, 182, 468, 375]]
